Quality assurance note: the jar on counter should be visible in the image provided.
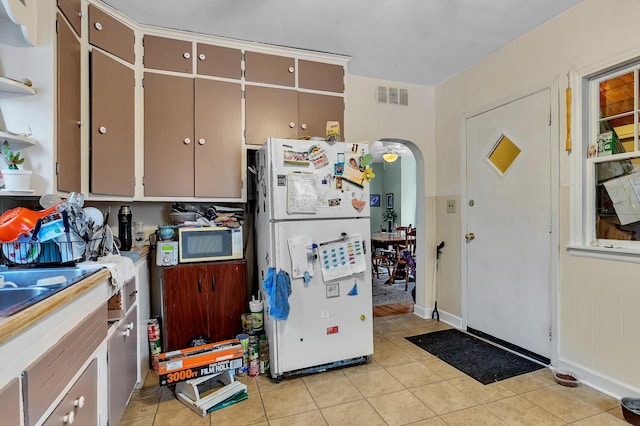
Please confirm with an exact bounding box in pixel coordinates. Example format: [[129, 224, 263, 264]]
[[133, 222, 145, 248]]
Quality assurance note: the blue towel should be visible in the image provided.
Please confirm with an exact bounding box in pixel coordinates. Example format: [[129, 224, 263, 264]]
[[263, 267, 292, 320]]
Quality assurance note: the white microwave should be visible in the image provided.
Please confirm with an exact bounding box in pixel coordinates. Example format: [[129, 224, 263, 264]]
[[178, 227, 243, 263]]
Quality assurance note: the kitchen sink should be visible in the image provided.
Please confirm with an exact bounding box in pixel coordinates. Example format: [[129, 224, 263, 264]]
[[0, 266, 104, 317]]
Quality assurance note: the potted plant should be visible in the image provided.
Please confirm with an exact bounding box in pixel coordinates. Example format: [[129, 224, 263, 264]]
[[1, 141, 31, 191], [381, 208, 397, 232]]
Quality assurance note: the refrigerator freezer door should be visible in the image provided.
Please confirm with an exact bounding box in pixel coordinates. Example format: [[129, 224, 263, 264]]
[[262, 218, 373, 377], [262, 138, 371, 221]]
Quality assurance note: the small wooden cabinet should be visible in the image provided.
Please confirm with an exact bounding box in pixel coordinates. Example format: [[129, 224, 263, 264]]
[[245, 51, 295, 86], [57, 0, 82, 37], [90, 49, 135, 196], [88, 5, 134, 64], [245, 86, 344, 145], [0, 379, 20, 426], [56, 12, 81, 193], [160, 260, 246, 351], [143, 73, 242, 198]]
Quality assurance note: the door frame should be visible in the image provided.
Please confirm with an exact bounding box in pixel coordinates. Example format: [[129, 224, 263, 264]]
[[460, 78, 560, 367]]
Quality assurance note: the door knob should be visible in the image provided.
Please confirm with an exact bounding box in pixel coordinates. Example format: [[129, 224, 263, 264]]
[[465, 232, 475, 241]]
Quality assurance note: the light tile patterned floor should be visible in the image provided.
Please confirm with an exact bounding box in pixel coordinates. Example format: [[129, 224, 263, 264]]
[[120, 314, 628, 425]]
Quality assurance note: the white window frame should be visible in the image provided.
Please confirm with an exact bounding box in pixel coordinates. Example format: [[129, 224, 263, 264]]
[[568, 53, 640, 263]]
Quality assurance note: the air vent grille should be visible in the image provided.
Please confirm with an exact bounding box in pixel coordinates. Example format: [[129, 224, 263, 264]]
[[376, 85, 408, 106]]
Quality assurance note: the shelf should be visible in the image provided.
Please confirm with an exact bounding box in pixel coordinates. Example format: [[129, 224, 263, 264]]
[[0, 77, 36, 95], [0, 132, 36, 149]]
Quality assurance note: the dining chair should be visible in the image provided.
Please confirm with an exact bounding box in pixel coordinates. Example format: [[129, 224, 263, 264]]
[[391, 226, 416, 290]]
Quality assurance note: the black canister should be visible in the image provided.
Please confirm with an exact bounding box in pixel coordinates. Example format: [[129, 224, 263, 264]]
[[118, 205, 132, 251]]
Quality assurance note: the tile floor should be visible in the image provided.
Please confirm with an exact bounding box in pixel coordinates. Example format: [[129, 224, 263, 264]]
[[121, 314, 628, 425]]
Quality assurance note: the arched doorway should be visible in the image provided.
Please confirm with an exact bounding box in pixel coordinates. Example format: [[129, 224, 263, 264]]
[[370, 138, 426, 316]]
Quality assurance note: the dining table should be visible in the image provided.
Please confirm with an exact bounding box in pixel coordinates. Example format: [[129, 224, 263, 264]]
[[370, 232, 416, 284]]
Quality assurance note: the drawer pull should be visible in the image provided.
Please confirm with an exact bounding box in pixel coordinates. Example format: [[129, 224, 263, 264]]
[[129, 290, 138, 297], [74, 396, 85, 408], [63, 411, 75, 424]]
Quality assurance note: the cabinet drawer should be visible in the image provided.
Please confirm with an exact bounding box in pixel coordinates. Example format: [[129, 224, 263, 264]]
[[144, 35, 193, 73], [88, 5, 134, 64], [124, 277, 137, 311], [196, 43, 241, 79], [245, 51, 295, 87], [42, 359, 98, 426], [298, 60, 344, 93], [0, 379, 20, 426], [23, 305, 107, 426]]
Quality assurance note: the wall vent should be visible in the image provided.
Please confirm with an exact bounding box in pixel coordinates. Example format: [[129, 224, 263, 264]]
[[376, 85, 408, 106]]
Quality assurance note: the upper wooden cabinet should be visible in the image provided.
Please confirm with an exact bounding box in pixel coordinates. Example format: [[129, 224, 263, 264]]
[[56, 12, 81, 193], [245, 86, 344, 145], [57, 0, 82, 37], [298, 59, 344, 93], [88, 5, 134, 64], [244, 51, 295, 87], [90, 50, 135, 196], [143, 73, 242, 198], [143, 35, 192, 73], [196, 43, 241, 79]]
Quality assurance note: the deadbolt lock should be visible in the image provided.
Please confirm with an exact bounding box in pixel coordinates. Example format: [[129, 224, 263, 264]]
[[465, 233, 475, 241]]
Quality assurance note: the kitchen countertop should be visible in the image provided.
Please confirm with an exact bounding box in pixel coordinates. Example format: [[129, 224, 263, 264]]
[[0, 246, 149, 345]]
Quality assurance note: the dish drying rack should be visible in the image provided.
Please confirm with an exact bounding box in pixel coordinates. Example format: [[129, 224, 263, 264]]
[[0, 194, 115, 266]]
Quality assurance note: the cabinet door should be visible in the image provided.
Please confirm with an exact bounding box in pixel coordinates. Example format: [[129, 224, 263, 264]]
[[91, 49, 135, 196], [207, 260, 246, 342], [56, 13, 81, 193], [0, 379, 20, 426], [245, 85, 297, 145], [88, 5, 134, 64], [143, 73, 194, 197], [244, 51, 295, 86], [163, 265, 208, 351], [298, 60, 344, 93], [196, 43, 241, 79], [108, 307, 137, 426], [194, 78, 242, 198], [43, 359, 98, 426], [298, 92, 344, 141], [57, 0, 81, 37], [143, 35, 192, 73]]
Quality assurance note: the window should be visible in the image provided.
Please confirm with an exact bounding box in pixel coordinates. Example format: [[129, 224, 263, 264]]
[[582, 62, 640, 248]]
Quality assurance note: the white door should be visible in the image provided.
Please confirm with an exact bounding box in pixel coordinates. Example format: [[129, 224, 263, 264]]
[[466, 89, 551, 359]]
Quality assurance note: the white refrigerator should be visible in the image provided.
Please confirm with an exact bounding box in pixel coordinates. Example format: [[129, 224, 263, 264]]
[[255, 138, 373, 379]]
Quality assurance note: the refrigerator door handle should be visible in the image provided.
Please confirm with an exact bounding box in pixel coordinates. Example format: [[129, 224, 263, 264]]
[[198, 276, 202, 293]]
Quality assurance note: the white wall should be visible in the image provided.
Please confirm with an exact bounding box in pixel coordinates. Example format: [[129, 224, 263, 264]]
[[345, 75, 436, 313], [435, 0, 640, 397]]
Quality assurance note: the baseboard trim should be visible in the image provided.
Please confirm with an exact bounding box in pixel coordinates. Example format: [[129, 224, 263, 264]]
[[412, 305, 463, 329], [556, 357, 640, 400]]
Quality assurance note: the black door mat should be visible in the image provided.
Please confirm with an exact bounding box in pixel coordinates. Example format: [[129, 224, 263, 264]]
[[405, 329, 545, 385]]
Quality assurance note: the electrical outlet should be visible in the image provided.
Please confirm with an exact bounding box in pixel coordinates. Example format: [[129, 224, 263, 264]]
[[446, 200, 456, 213]]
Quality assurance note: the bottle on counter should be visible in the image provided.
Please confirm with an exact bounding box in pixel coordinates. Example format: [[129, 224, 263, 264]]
[[118, 206, 132, 251], [133, 221, 145, 248]]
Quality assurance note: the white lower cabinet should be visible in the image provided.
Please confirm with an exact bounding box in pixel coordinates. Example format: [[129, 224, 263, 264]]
[[108, 305, 138, 425]]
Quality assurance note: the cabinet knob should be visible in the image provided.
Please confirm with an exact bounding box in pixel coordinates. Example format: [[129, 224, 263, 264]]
[[74, 396, 85, 408], [122, 329, 131, 337], [198, 138, 205, 145], [183, 52, 191, 59], [76, 121, 84, 128], [300, 123, 307, 130], [99, 126, 107, 134], [183, 138, 191, 145], [288, 66, 295, 73], [94, 22, 102, 31], [63, 411, 75, 424], [289, 122, 295, 128], [78, 12, 85, 18], [198, 53, 206, 60], [127, 322, 134, 330]]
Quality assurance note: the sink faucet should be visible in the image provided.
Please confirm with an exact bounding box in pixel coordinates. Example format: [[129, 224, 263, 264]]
[[0, 275, 17, 288]]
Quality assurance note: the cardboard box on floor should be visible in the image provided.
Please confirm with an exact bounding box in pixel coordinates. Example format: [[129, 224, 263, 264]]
[[158, 339, 244, 386]]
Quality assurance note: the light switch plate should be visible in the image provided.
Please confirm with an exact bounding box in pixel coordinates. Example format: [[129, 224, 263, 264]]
[[446, 199, 456, 213]]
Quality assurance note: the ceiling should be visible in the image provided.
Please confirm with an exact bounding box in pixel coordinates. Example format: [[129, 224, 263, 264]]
[[101, 0, 582, 86]]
